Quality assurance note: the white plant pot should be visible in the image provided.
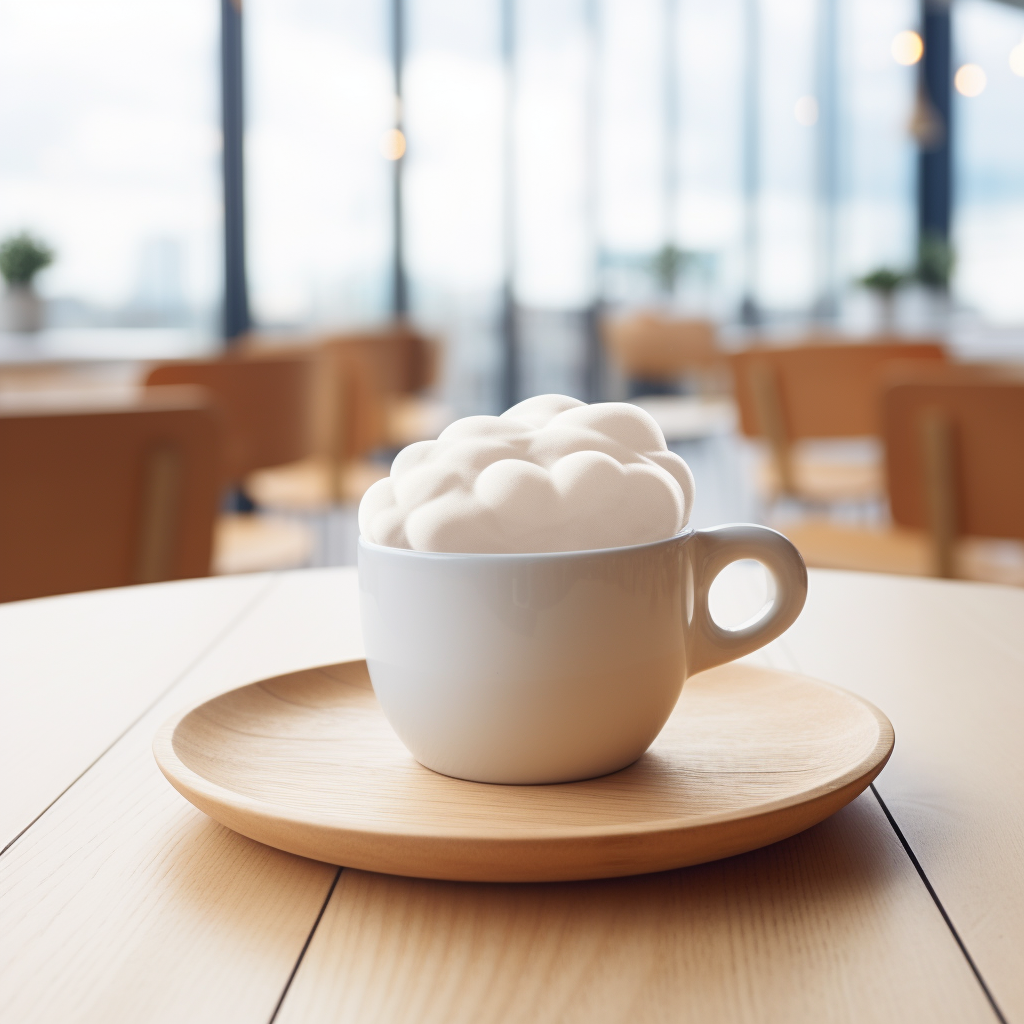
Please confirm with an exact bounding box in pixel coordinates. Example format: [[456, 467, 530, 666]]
[[874, 292, 897, 333], [3, 284, 44, 333]]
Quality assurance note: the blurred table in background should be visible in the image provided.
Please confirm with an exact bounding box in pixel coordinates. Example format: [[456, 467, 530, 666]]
[[0, 328, 217, 365], [631, 395, 737, 443]]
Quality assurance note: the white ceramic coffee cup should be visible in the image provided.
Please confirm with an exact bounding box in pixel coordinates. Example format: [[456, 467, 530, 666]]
[[358, 524, 807, 785]]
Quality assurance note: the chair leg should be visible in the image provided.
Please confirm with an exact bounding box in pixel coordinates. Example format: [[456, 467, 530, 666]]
[[748, 363, 796, 498], [920, 410, 957, 579]]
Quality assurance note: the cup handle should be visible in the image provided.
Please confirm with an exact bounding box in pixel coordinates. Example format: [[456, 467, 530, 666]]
[[687, 524, 808, 676]]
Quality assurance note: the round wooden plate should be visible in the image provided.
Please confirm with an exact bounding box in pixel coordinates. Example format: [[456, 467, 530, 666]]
[[153, 660, 894, 883]]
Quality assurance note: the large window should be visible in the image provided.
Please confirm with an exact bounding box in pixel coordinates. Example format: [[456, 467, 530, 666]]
[[953, 0, 1024, 324], [0, 0, 220, 338], [838, 0, 918, 285], [4, 0, 1021, 390], [245, 0, 392, 330], [405, 0, 505, 412], [674, 0, 745, 317]]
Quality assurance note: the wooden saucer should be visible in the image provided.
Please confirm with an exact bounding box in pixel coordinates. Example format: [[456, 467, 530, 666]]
[[153, 661, 893, 883]]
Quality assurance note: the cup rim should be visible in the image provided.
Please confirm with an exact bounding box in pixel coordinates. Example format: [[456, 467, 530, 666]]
[[357, 528, 696, 562]]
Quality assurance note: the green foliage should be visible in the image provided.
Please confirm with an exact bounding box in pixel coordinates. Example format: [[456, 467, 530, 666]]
[[651, 245, 692, 293], [858, 267, 906, 295], [0, 232, 55, 286], [916, 231, 955, 290]]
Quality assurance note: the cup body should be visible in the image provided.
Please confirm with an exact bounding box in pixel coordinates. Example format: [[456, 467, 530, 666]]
[[359, 526, 806, 785]]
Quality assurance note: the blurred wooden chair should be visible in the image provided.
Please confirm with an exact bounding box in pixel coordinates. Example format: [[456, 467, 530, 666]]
[[602, 313, 724, 396], [729, 340, 947, 506], [782, 372, 1024, 585], [145, 356, 315, 573], [0, 389, 222, 603], [246, 324, 449, 512]]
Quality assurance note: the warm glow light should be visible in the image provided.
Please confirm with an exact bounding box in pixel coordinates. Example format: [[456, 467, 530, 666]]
[[1010, 40, 1024, 77], [379, 128, 406, 160], [891, 30, 924, 66], [955, 63, 987, 97], [794, 95, 819, 127]]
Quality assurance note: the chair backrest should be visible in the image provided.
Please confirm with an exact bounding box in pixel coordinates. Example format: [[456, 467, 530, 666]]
[[145, 356, 313, 482], [602, 314, 719, 379], [884, 376, 1024, 543], [0, 390, 222, 603], [730, 340, 947, 440], [313, 325, 439, 461]]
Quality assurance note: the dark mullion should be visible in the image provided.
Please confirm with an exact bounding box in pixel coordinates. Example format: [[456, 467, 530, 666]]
[[919, 0, 952, 244], [221, 0, 250, 344]]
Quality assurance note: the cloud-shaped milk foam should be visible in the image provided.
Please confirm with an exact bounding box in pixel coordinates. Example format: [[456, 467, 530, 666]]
[[359, 395, 695, 554]]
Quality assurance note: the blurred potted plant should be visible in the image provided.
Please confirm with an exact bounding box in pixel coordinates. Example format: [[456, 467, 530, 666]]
[[651, 244, 692, 298], [915, 232, 955, 330], [0, 231, 54, 333], [916, 231, 955, 292], [857, 267, 906, 331]]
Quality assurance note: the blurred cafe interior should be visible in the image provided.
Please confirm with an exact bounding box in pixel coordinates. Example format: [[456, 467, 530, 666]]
[[3, 0, 1024, 602]]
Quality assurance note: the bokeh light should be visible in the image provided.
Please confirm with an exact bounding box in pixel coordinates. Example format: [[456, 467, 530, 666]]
[[1010, 40, 1024, 77], [379, 128, 406, 160], [891, 30, 924, 66], [955, 63, 987, 97], [794, 95, 819, 127]]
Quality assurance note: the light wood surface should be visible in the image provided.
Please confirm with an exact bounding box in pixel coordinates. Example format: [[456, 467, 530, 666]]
[[2, 566, 1021, 1021], [774, 569, 1024, 1019], [0, 570, 363, 1024], [0, 573, 271, 849], [276, 795, 992, 1024], [154, 661, 892, 882]]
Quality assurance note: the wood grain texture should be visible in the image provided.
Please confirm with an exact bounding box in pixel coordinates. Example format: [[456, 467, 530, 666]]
[[155, 661, 892, 882], [0, 573, 271, 849], [0, 569, 363, 1024], [275, 794, 994, 1024], [4, 565, 1019, 1023], [775, 569, 1024, 1020]]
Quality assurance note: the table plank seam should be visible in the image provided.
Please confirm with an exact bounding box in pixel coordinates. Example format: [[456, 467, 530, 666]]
[[0, 573, 282, 863], [870, 783, 1008, 1024], [268, 866, 343, 1024], [781, 628, 1009, 1019]]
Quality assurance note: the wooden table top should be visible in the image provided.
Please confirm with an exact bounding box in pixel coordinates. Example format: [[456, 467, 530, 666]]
[[1, 566, 1020, 1023]]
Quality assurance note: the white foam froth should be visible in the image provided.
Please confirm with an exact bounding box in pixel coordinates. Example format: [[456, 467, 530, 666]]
[[358, 394, 696, 553]]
